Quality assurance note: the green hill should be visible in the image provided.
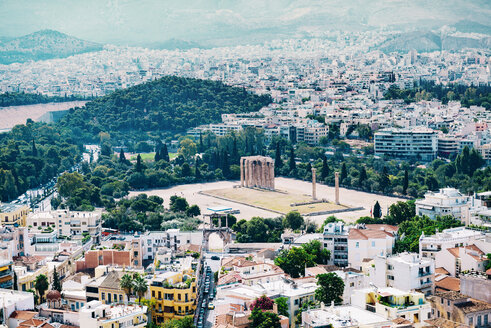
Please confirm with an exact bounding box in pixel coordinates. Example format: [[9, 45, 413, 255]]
[[61, 76, 272, 141]]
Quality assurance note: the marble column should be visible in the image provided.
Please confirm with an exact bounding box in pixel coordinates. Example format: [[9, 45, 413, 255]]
[[335, 172, 340, 205], [240, 158, 244, 187], [312, 167, 317, 200]]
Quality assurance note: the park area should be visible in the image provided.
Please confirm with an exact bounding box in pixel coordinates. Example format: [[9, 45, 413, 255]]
[[202, 187, 347, 215], [129, 178, 406, 225]]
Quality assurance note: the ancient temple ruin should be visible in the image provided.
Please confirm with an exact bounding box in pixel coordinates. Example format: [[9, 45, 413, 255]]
[[240, 156, 275, 190]]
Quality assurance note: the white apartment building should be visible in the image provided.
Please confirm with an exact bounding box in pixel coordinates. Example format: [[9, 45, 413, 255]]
[[347, 224, 397, 270], [0, 289, 35, 322], [435, 244, 490, 277], [217, 279, 318, 326], [372, 252, 435, 296], [79, 301, 147, 328], [415, 188, 470, 220], [28, 210, 102, 242], [374, 127, 438, 161], [139, 230, 203, 260], [351, 287, 432, 325], [323, 222, 349, 267], [231, 261, 285, 286], [419, 226, 488, 259]]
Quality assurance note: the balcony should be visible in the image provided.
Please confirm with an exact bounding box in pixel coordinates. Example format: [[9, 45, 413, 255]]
[[0, 280, 13, 289], [418, 271, 432, 277], [0, 270, 12, 279]]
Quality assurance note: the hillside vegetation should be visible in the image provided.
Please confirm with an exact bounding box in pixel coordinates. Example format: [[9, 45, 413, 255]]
[[0, 92, 87, 107], [60, 76, 272, 141]]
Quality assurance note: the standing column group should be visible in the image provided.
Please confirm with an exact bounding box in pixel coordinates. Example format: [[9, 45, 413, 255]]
[[240, 156, 275, 190]]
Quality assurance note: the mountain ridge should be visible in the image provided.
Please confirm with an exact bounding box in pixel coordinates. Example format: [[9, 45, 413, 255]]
[[0, 29, 103, 65]]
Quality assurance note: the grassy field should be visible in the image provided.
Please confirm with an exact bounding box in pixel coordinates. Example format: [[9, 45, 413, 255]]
[[130, 152, 178, 161], [203, 187, 347, 214]]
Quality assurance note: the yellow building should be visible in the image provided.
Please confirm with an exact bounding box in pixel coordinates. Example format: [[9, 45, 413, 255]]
[[149, 269, 197, 324], [0, 260, 13, 289], [98, 271, 126, 304], [0, 204, 29, 226]]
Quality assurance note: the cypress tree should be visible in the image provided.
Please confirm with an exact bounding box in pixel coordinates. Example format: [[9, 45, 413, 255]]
[[359, 166, 367, 188], [32, 139, 38, 157], [373, 201, 382, 218], [119, 148, 126, 162], [199, 134, 204, 152], [275, 142, 283, 171], [289, 146, 296, 172], [222, 151, 230, 178], [402, 169, 409, 195], [378, 166, 390, 193], [321, 156, 329, 180], [340, 163, 347, 184], [135, 154, 143, 172], [162, 144, 170, 162], [232, 137, 238, 163], [52, 267, 62, 292], [195, 160, 202, 180]]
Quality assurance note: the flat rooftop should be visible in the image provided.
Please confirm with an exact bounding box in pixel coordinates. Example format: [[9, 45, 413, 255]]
[[304, 305, 391, 327]]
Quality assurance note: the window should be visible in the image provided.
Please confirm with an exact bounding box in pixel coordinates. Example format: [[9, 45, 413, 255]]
[[355, 242, 359, 248], [101, 293, 105, 300], [484, 314, 488, 325], [469, 317, 473, 326], [152, 291, 155, 297], [371, 241, 375, 247], [477, 316, 481, 327], [294, 299, 299, 305]]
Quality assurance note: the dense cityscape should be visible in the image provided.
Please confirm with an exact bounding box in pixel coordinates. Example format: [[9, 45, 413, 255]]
[[0, 2, 490, 328]]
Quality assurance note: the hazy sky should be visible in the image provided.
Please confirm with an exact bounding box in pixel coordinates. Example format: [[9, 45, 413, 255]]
[[0, 0, 489, 45]]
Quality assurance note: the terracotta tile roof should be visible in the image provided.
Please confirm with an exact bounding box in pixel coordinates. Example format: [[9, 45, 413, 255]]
[[179, 243, 201, 253], [455, 298, 491, 314], [434, 290, 467, 301], [435, 267, 450, 275], [9, 311, 37, 320], [425, 318, 471, 328], [305, 266, 328, 277], [233, 260, 257, 268], [435, 276, 460, 292], [99, 271, 124, 290], [446, 245, 486, 262], [348, 228, 393, 240], [218, 273, 242, 286], [365, 224, 399, 233], [392, 317, 411, 324], [19, 318, 46, 327]]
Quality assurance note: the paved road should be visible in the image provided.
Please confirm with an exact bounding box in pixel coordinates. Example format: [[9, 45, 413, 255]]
[[196, 252, 222, 328]]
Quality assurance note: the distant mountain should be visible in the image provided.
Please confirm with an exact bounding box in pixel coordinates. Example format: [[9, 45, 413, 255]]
[[450, 20, 491, 35], [0, 29, 103, 65], [1, 0, 489, 47], [376, 31, 491, 54], [143, 38, 204, 50]]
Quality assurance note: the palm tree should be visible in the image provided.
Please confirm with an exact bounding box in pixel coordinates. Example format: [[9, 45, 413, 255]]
[[120, 273, 134, 303], [35, 274, 49, 304], [133, 274, 148, 303]]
